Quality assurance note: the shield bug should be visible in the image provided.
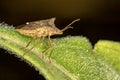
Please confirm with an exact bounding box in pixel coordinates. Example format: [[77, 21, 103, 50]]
[[16, 18, 80, 59]]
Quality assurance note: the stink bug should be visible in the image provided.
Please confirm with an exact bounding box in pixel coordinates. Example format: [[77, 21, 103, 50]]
[[16, 18, 80, 59]]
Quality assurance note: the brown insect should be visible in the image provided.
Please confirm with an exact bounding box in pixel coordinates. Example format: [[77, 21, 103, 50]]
[[16, 18, 80, 58]]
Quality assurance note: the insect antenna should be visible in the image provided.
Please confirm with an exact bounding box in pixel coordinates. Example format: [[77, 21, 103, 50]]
[[61, 19, 80, 32]]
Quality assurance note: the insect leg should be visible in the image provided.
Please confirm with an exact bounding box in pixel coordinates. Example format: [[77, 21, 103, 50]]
[[20, 37, 35, 53], [25, 37, 34, 48], [23, 36, 44, 56], [47, 35, 54, 62], [29, 36, 44, 52]]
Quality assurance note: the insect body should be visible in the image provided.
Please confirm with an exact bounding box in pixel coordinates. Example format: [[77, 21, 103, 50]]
[[16, 18, 80, 58], [16, 18, 64, 37]]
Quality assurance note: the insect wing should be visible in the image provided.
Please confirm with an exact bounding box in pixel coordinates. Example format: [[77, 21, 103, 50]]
[[16, 18, 56, 30], [16, 20, 44, 30]]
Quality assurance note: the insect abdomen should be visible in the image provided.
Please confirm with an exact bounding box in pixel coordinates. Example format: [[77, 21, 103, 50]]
[[16, 29, 37, 37]]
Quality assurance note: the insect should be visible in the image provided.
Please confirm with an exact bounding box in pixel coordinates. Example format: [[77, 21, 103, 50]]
[[16, 18, 80, 59]]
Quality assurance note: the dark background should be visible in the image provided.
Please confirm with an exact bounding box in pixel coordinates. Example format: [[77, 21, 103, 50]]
[[0, 0, 120, 80]]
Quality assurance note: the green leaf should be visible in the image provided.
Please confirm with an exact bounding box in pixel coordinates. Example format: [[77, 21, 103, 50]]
[[94, 40, 120, 74], [0, 23, 120, 80]]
